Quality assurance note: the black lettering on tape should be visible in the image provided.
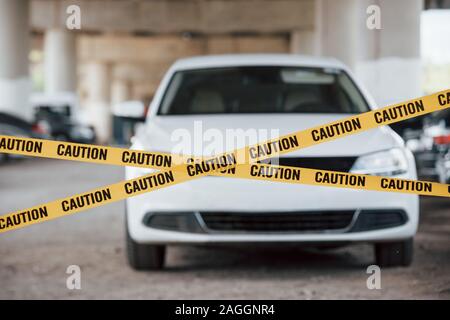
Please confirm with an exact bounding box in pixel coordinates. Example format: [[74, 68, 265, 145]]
[[121, 151, 172, 168], [0, 207, 48, 230], [124, 171, 175, 194], [248, 136, 299, 159], [0, 137, 43, 153], [380, 178, 432, 193], [219, 167, 236, 175], [250, 165, 301, 181], [374, 100, 424, 124], [57, 144, 108, 161], [314, 172, 366, 187], [61, 189, 112, 212], [437, 92, 450, 106], [186, 154, 236, 176], [311, 119, 361, 142]]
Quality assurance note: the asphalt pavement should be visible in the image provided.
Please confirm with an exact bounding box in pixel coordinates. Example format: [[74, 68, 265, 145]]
[[1, 158, 450, 299]]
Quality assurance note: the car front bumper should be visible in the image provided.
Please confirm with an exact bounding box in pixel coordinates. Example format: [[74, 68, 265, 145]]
[[125, 169, 419, 244]]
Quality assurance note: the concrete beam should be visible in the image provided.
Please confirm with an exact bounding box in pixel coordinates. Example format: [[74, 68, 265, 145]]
[[31, 0, 314, 34], [111, 63, 169, 83], [79, 34, 289, 100], [78, 34, 289, 63], [207, 35, 289, 54], [78, 35, 205, 63]]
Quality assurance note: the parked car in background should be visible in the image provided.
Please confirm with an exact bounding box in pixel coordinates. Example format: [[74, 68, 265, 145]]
[[390, 114, 427, 138], [31, 93, 96, 144], [389, 112, 427, 173], [436, 148, 450, 184], [125, 54, 419, 270], [403, 108, 450, 181], [427, 109, 450, 184], [0, 112, 48, 163], [402, 120, 440, 180], [33, 106, 96, 143]]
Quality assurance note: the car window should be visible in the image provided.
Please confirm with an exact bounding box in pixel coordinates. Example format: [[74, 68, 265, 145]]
[[158, 67, 370, 115]]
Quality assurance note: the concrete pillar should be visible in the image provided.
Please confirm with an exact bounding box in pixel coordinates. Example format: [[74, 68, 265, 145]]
[[111, 79, 131, 106], [290, 0, 323, 55], [0, 0, 32, 120], [353, 0, 423, 107], [44, 29, 77, 94], [84, 62, 111, 143], [316, 0, 422, 107], [317, 0, 359, 69]]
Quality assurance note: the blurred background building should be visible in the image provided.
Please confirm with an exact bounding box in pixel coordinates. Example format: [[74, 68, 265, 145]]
[[0, 0, 449, 143]]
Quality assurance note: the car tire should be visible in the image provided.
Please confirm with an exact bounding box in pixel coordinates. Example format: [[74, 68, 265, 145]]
[[125, 218, 166, 270], [374, 238, 413, 267], [0, 153, 8, 163]]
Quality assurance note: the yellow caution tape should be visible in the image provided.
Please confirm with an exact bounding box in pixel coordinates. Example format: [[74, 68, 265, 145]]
[[1, 89, 450, 233], [0, 135, 185, 169], [1, 89, 449, 168], [2, 163, 450, 233], [225, 163, 450, 197], [0, 168, 192, 233]]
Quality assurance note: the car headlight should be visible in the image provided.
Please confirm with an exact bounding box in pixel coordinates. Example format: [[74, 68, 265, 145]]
[[350, 148, 408, 176]]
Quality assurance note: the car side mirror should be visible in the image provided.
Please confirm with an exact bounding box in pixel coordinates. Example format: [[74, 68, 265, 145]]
[[112, 101, 148, 145], [112, 100, 147, 122]]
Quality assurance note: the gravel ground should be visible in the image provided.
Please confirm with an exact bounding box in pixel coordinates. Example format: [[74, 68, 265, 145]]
[[1, 158, 450, 299]]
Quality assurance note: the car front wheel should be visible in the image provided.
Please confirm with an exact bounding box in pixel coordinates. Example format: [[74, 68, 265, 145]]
[[126, 220, 166, 270], [374, 238, 413, 267]]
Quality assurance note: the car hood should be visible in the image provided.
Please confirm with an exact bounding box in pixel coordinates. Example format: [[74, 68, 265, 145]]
[[134, 114, 402, 157]]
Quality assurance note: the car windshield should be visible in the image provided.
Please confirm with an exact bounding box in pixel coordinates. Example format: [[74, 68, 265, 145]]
[[158, 66, 370, 115]]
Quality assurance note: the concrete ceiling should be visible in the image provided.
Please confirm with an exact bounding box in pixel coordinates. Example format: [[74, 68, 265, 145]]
[[31, 0, 315, 34]]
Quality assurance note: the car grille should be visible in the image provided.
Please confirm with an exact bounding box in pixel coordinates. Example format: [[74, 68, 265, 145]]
[[200, 211, 355, 233], [261, 157, 357, 172], [350, 210, 408, 232]]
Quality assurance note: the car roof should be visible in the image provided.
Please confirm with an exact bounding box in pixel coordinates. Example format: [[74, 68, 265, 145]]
[[171, 54, 347, 71]]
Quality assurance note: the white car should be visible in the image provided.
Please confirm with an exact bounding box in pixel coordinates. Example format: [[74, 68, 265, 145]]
[[125, 54, 419, 270]]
